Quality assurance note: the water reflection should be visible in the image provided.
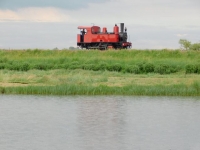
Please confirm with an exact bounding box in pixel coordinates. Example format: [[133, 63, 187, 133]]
[[77, 97, 126, 150], [0, 95, 200, 150]]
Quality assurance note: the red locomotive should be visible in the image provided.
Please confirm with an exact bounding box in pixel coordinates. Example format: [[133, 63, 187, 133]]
[[77, 23, 132, 50]]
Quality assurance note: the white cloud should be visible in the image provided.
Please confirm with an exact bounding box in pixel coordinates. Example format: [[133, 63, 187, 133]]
[[175, 34, 188, 37], [0, 0, 200, 27], [0, 9, 20, 21], [0, 7, 74, 22]]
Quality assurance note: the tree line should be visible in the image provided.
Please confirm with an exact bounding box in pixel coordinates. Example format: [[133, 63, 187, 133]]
[[179, 39, 200, 51]]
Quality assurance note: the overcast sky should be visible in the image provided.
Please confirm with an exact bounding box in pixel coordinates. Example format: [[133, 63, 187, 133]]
[[0, 0, 200, 49]]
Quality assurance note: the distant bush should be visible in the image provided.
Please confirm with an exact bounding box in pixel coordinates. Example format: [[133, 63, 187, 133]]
[[124, 63, 180, 74], [154, 64, 179, 74], [6, 63, 20, 71], [136, 62, 145, 73], [144, 63, 155, 73], [33, 63, 53, 70], [53, 64, 64, 69], [98, 62, 107, 71], [125, 65, 140, 74], [63, 63, 70, 69], [3, 62, 30, 71], [82, 64, 99, 71], [0, 63, 6, 69], [185, 64, 200, 74], [185, 64, 196, 74], [68, 61, 80, 69], [20, 63, 30, 71], [82, 64, 91, 70], [197, 64, 200, 74], [107, 63, 122, 72], [33, 64, 46, 70]]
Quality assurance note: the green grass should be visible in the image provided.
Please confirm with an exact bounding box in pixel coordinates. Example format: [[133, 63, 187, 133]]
[[0, 49, 200, 96], [0, 69, 199, 96], [0, 49, 199, 74]]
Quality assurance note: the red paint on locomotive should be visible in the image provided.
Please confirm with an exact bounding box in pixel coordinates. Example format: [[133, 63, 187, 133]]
[[77, 23, 132, 50]]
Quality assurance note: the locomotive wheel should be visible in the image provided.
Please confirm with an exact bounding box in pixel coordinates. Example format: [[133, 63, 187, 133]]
[[104, 46, 108, 50]]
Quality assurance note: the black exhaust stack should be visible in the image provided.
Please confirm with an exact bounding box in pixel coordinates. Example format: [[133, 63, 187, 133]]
[[120, 23, 124, 33]]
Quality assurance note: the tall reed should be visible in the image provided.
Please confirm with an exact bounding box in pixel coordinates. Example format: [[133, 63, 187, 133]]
[[1, 82, 200, 96]]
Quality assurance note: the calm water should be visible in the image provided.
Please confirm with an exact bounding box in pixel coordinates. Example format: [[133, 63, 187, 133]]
[[0, 95, 200, 150]]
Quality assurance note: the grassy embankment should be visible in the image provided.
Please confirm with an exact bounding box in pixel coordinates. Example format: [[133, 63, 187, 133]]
[[0, 49, 199, 96]]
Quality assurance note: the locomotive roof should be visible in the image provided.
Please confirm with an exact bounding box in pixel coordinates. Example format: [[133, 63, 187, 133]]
[[78, 26, 100, 29]]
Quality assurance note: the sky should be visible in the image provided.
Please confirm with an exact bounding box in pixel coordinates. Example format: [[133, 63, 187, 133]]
[[0, 0, 200, 49]]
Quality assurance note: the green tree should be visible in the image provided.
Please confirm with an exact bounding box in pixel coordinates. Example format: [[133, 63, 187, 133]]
[[190, 43, 200, 51], [179, 39, 191, 50], [69, 46, 75, 50]]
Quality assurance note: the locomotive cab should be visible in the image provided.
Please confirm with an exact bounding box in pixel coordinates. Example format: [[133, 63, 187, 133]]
[[80, 29, 86, 42], [77, 26, 90, 44]]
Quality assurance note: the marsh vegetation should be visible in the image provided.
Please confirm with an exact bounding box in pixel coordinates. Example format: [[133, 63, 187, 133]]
[[0, 49, 199, 95]]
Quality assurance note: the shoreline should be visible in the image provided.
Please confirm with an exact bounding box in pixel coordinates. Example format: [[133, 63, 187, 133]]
[[0, 69, 199, 96], [1, 83, 200, 96]]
